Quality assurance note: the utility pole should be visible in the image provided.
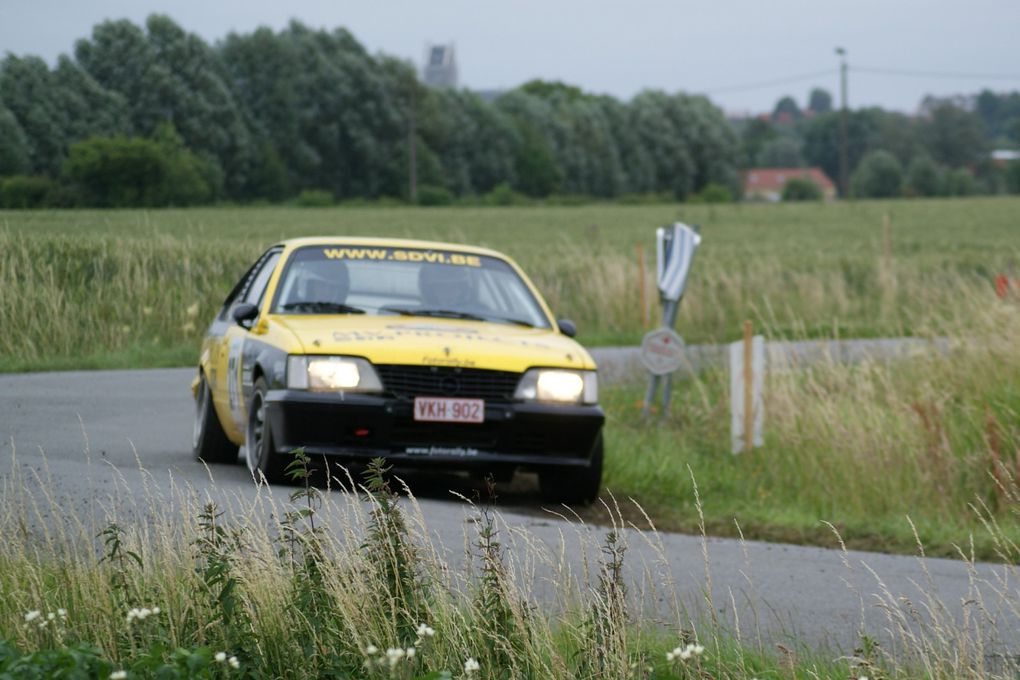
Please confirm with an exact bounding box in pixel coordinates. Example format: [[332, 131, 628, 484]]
[[836, 47, 849, 198], [408, 76, 418, 204]]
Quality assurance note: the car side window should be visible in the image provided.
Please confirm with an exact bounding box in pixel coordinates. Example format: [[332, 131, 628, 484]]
[[218, 250, 281, 321], [242, 251, 281, 307]]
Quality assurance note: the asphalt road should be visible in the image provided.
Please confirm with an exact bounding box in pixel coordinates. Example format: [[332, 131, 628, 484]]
[[2, 367, 1018, 660]]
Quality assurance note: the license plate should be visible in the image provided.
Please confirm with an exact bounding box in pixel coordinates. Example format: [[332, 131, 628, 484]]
[[413, 397, 484, 423]]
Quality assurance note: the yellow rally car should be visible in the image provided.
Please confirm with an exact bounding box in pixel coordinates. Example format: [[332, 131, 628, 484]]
[[191, 237, 604, 504]]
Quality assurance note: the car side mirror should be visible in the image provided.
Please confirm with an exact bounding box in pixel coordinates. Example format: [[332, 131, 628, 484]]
[[557, 318, 577, 338], [232, 303, 259, 328]]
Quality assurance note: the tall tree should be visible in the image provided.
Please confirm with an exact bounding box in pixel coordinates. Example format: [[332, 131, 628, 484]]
[[922, 103, 986, 168], [808, 88, 833, 114]]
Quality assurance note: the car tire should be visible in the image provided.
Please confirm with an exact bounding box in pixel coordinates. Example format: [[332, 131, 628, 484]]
[[193, 374, 238, 464], [245, 377, 287, 484], [539, 433, 603, 505]]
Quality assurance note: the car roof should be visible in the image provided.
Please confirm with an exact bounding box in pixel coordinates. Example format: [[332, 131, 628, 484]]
[[274, 236, 510, 260]]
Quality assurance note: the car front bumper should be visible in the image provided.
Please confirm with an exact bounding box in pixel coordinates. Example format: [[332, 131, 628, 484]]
[[263, 389, 604, 469]]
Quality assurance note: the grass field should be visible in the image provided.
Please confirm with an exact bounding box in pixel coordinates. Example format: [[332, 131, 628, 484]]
[[2, 197, 1019, 372], [2, 198, 1020, 559]]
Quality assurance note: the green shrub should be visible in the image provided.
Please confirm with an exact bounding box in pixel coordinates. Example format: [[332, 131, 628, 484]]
[[416, 184, 454, 206], [544, 193, 592, 206], [782, 177, 823, 201], [906, 154, 942, 197], [0, 175, 53, 208], [851, 150, 904, 198], [63, 126, 216, 207], [945, 167, 978, 196], [483, 182, 527, 206], [694, 182, 734, 204], [294, 189, 335, 207], [616, 191, 675, 205]]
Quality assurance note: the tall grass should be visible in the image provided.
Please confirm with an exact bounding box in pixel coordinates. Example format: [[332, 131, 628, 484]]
[[3, 198, 1019, 368], [602, 289, 1020, 558], [3, 450, 1019, 678]]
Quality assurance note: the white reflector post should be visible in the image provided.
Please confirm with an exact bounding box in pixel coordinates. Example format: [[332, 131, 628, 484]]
[[730, 335, 765, 454], [656, 222, 701, 303]]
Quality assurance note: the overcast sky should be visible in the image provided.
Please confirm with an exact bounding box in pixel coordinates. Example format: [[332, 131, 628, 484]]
[[2, 0, 1018, 114]]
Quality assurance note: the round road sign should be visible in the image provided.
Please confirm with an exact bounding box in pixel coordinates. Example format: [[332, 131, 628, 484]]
[[640, 327, 685, 375]]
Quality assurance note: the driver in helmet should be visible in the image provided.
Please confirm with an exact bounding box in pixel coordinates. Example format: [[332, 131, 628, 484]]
[[418, 263, 474, 310], [298, 259, 350, 304]]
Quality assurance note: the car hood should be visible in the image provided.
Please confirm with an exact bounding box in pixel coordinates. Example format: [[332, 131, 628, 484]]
[[272, 315, 596, 373]]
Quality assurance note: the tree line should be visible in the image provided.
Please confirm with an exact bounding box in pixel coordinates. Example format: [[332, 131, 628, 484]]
[[740, 87, 1020, 198], [0, 15, 739, 208], [1, 14, 1017, 208]]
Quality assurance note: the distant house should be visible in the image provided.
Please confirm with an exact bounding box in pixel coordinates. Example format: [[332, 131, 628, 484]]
[[422, 44, 457, 89], [991, 149, 1020, 168], [743, 167, 837, 201]]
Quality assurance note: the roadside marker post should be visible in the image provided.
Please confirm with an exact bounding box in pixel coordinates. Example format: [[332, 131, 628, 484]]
[[730, 319, 764, 454], [641, 223, 701, 416]]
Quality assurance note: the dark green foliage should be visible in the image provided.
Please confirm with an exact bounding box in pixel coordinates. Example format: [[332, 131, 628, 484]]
[[852, 150, 904, 198], [756, 137, 803, 167], [0, 176, 53, 208], [771, 95, 802, 123], [294, 189, 334, 207], [0, 106, 31, 175], [362, 458, 428, 640], [576, 530, 629, 679], [1006, 161, 1020, 194], [696, 182, 734, 203], [906, 155, 942, 197], [782, 177, 823, 201], [0, 15, 739, 205], [194, 503, 257, 662], [0, 639, 113, 679], [808, 87, 833, 114], [944, 167, 979, 196], [64, 126, 214, 207], [97, 522, 141, 607], [923, 103, 986, 168], [416, 184, 454, 206]]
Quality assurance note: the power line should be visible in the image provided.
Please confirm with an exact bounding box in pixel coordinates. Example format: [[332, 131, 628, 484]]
[[701, 68, 836, 95], [853, 65, 1020, 81]]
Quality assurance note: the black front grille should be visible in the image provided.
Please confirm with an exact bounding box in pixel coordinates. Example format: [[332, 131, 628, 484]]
[[376, 365, 521, 402]]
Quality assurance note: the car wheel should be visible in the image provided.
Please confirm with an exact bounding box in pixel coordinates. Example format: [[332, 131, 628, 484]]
[[245, 377, 286, 484], [193, 374, 238, 464], [539, 433, 603, 505]]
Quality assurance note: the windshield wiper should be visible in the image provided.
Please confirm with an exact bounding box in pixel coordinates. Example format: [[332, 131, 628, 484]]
[[281, 301, 366, 314], [484, 315, 536, 328], [385, 307, 487, 321]]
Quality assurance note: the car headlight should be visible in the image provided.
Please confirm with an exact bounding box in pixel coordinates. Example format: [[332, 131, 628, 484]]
[[514, 369, 598, 405], [286, 356, 383, 393]]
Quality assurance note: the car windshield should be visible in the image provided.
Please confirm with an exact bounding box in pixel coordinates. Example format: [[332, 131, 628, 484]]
[[271, 245, 552, 329]]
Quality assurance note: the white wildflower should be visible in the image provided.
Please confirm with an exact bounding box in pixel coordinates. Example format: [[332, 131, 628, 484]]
[[386, 647, 405, 668], [464, 657, 480, 674], [215, 652, 227, 663], [679, 649, 691, 660], [365, 644, 378, 655], [692, 644, 705, 655], [406, 647, 416, 659], [416, 623, 436, 639], [666, 651, 675, 662], [152, 607, 161, 615], [57, 608, 67, 618], [228, 656, 240, 669], [110, 672, 128, 680], [24, 610, 41, 623]]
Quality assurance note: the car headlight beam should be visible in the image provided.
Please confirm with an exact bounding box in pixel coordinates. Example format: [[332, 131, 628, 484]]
[[514, 368, 597, 405], [287, 356, 383, 393]]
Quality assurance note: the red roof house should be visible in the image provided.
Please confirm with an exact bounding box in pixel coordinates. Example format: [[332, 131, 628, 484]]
[[743, 167, 837, 201]]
